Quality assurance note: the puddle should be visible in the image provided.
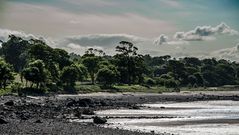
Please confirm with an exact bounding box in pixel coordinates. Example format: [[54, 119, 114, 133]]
[[93, 100, 239, 135]]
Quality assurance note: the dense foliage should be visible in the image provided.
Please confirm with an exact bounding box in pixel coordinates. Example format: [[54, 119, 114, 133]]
[[1, 35, 239, 94]]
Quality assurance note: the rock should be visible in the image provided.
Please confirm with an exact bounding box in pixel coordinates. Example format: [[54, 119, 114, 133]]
[[66, 98, 95, 107], [4, 100, 14, 106], [35, 120, 42, 123], [0, 118, 8, 124], [78, 99, 95, 107], [93, 116, 107, 124], [74, 111, 82, 118], [82, 109, 95, 115], [66, 99, 77, 107], [129, 105, 140, 110]]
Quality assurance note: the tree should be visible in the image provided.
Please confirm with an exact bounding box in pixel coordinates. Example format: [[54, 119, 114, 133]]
[[1, 35, 30, 72], [0, 58, 15, 90], [74, 64, 88, 81], [28, 40, 72, 82], [82, 56, 100, 84], [22, 60, 48, 88], [60, 66, 79, 87], [97, 65, 119, 86], [114, 41, 146, 85]]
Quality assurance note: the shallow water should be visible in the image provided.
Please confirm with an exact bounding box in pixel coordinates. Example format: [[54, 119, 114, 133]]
[[95, 100, 239, 135]]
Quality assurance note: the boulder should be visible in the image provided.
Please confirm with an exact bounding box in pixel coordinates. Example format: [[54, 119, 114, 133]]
[[0, 118, 8, 124], [66, 98, 95, 107], [82, 109, 95, 115], [93, 116, 107, 124], [35, 120, 42, 123], [4, 100, 14, 106]]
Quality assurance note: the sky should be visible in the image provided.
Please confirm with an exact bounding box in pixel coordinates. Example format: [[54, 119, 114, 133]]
[[0, 0, 239, 61]]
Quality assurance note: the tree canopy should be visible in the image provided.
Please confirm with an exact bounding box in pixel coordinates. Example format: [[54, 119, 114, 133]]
[[1, 35, 239, 94]]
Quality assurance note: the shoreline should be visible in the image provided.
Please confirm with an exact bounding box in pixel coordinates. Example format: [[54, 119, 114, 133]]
[[1, 91, 239, 135]]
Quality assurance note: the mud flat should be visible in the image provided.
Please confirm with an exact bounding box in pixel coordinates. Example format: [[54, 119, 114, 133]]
[[95, 100, 239, 135], [1, 91, 239, 135]]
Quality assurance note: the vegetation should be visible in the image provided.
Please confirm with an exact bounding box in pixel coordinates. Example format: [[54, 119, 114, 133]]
[[0, 58, 14, 90], [1, 34, 239, 95]]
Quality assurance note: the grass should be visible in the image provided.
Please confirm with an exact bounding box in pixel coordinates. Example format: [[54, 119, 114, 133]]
[[113, 85, 169, 93], [74, 82, 173, 93], [75, 82, 102, 93], [180, 86, 239, 92], [0, 88, 12, 96], [74, 81, 239, 94]]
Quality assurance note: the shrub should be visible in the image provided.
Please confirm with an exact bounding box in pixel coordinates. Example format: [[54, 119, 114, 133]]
[[97, 66, 119, 86], [144, 77, 156, 86], [18, 87, 47, 96], [164, 79, 179, 88]]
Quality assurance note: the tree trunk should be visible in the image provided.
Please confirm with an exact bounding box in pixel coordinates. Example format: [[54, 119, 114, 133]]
[[36, 83, 39, 89], [90, 73, 95, 84]]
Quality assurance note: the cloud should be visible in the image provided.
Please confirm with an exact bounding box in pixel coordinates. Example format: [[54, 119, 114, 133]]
[[1, 3, 176, 38], [59, 34, 145, 47], [0, 28, 55, 46], [154, 34, 168, 45], [174, 22, 239, 41], [0, 29, 37, 42], [209, 43, 239, 61], [56, 34, 147, 54], [154, 34, 188, 45]]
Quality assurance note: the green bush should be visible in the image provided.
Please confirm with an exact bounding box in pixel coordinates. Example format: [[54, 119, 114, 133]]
[[144, 77, 156, 86], [11, 82, 22, 93], [18, 87, 47, 96], [164, 79, 179, 88]]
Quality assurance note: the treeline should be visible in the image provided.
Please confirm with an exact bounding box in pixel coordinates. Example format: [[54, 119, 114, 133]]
[[0, 35, 239, 94]]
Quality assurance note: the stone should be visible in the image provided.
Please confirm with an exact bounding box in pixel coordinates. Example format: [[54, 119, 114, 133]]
[[0, 118, 8, 124], [4, 100, 14, 106], [93, 116, 107, 124]]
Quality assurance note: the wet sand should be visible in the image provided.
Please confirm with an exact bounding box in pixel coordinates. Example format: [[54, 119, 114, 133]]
[[96, 100, 239, 135], [1, 91, 239, 135]]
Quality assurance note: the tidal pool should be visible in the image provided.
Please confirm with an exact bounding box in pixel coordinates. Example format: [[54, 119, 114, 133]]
[[95, 100, 239, 135]]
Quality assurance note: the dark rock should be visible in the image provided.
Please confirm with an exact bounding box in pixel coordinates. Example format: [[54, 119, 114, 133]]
[[82, 109, 95, 115], [74, 110, 82, 118], [79, 98, 95, 107], [66, 99, 77, 107], [4, 100, 14, 106], [129, 105, 140, 110], [93, 116, 107, 124], [35, 120, 42, 123], [66, 98, 95, 107], [0, 118, 8, 124]]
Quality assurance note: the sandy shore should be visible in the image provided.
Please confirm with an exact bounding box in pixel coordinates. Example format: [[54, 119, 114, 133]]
[[1, 91, 239, 135]]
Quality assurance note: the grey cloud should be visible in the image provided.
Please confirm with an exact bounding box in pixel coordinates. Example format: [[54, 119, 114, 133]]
[[153, 34, 168, 45], [174, 22, 239, 41], [56, 34, 146, 54], [209, 43, 239, 61], [0, 28, 53, 46], [0, 29, 37, 42], [154, 34, 188, 45]]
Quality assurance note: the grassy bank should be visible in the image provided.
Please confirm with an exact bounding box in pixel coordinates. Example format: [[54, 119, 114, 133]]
[[1, 81, 239, 96], [75, 83, 169, 93]]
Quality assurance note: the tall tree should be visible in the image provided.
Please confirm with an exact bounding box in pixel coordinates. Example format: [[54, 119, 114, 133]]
[[60, 65, 79, 87], [0, 58, 15, 90], [1, 35, 30, 72], [82, 56, 101, 84], [22, 60, 48, 88], [114, 41, 146, 85]]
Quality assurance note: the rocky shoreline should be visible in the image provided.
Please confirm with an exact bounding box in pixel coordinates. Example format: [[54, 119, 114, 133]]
[[1, 91, 239, 135]]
